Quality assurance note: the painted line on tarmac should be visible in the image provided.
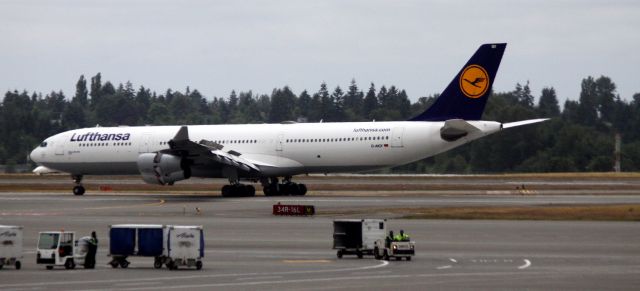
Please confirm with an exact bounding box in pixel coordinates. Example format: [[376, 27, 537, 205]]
[[0, 199, 164, 216], [0, 260, 389, 289], [282, 259, 331, 263], [236, 276, 283, 281], [437, 265, 452, 270], [518, 259, 531, 269], [80, 270, 540, 290]]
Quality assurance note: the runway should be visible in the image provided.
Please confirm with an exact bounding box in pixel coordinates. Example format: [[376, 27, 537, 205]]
[[1, 189, 640, 290]]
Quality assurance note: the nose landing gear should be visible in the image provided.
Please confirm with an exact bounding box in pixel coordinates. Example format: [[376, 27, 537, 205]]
[[72, 175, 85, 195]]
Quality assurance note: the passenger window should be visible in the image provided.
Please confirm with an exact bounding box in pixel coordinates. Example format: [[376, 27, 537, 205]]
[[40, 141, 48, 147]]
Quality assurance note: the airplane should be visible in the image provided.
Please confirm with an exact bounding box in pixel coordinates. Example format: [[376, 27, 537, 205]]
[[29, 43, 547, 197]]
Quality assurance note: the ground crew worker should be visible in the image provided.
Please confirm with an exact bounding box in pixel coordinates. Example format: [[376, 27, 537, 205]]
[[85, 231, 98, 269], [386, 231, 394, 247], [399, 229, 410, 241]]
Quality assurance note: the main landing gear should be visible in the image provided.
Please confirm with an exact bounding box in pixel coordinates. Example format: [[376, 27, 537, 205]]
[[72, 175, 85, 196], [262, 177, 307, 196], [221, 183, 256, 197]]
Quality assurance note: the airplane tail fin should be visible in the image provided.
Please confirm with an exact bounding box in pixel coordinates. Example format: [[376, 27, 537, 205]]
[[409, 43, 506, 121]]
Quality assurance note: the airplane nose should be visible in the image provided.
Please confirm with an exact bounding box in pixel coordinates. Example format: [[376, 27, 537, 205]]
[[29, 148, 40, 163]]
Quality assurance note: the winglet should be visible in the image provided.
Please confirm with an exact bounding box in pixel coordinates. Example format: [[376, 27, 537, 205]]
[[173, 126, 189, 141]]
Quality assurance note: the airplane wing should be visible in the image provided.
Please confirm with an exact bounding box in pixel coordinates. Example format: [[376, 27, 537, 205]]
[[163, 126, 261, 175]]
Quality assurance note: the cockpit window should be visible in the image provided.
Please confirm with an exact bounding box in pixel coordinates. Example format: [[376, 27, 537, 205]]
[[40, 141, 48, 147]]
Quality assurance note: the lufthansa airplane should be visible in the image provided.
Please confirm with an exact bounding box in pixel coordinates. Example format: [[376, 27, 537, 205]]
[[30, 43, 546, 197]]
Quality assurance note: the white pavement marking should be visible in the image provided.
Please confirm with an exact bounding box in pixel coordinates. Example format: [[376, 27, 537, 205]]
[[236, 276, 284, 281], [449, 258, 457, 263], [92, 271, 541, 290], [437, 265, 452, 270], [0, 260, 389, 289], [518, 259, 532, 269]]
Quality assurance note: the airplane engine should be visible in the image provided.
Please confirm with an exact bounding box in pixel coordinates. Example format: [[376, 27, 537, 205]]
[[137, 153, 191, 185]]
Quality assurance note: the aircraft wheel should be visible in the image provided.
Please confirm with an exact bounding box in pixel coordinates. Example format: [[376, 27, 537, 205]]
[[120, 260, 129, 268], [240, 185, 255, 197], [15, 261, 21, 270], [221, 185, 232, 197], [46, 265, 54, 270], [110, 261, 119, 268], [356, 250, 363, 259], [336, 250, 343, 259], [406, 256, 412, 261], [298, 184, 307, 196], [73, 185, 85, 196], [196, 261, 203, 270]]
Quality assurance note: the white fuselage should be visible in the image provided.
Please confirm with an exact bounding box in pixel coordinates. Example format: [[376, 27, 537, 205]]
[[29, 121, 502, 178]]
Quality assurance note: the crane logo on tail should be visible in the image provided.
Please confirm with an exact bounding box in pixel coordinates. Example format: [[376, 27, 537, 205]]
[[460, 65, 489, 99]]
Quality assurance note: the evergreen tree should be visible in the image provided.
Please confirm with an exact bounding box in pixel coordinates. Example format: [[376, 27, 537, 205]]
[[363, 83, 377, 119], [537, 87, 560, 117], [73, 75, 88, 107], [89, 73, 102, 108]]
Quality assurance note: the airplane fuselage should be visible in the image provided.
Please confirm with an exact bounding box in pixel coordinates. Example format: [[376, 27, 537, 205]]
[[30, 121, 502, 178]]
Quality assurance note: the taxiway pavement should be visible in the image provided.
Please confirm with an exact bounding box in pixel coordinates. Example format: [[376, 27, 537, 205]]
[[1, 190, 640, 290]]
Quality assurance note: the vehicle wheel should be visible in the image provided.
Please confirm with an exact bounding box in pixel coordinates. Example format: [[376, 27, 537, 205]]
[[406, 256, 412, 261], [46, 265, 54, 270], [395, 257, 401, 261], [73, 185, 85, 196], [373, 248, 381, 260], [196, 261, 203, 270], [15, 261, 21, 270], [383, 250, 389, 260], [356, 251, 363, 259], [110, 261, 119, 268], [154, 259, 162, 269], [65, 259, 76, 269], [0, 264, 3, 270], [336, 250, 343, 259], [120, 261, 129, 268]]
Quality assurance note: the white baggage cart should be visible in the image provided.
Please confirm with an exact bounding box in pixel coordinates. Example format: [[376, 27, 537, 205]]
[[164, 225, 204, 270], [0, 225, 23, 270], [333, 219, 387, 259]]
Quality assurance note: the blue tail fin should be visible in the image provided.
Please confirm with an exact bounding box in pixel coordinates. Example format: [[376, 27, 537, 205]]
[[409, 43, 506, 121]]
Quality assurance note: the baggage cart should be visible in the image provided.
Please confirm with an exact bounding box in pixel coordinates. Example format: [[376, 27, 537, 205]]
[[108, 224, 165, 268], [0, 225, 23, 270], [333, 219, 386, 259], [164, 225, 204, 270]]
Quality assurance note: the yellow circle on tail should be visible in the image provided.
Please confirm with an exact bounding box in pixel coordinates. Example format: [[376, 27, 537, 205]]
[[459, 65, 489, 99]]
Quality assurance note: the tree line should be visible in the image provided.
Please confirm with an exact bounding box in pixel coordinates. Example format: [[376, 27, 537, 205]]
[[2, 73, 639, 173]]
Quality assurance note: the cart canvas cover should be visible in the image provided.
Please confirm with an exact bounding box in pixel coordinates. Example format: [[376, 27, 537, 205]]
[[0, 225, 23, 259], [166, 225, 204, 259], [110, 224, 164, 256]]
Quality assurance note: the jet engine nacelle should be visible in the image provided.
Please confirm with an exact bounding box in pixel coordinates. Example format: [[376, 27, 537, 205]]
[[137, 152, 191, 185]]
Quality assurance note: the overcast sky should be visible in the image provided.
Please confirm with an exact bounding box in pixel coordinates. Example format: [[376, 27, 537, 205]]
[[1, 0, 638, 105]]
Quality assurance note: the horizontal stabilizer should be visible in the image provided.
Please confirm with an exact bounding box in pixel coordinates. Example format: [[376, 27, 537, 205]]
[[502, 118, 549, 129]]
